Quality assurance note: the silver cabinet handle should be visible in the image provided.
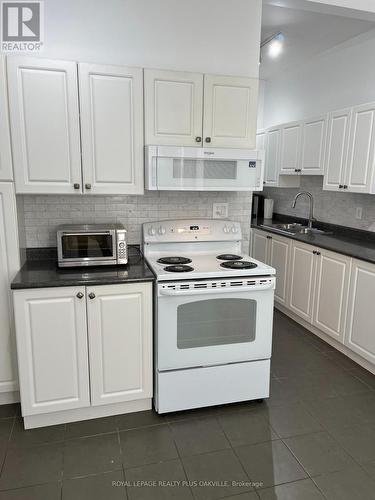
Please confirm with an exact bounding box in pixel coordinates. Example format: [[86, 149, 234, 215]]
[[88, 292, 95, 299], [85, 183, 92, 190], [76, 292, 84, 299]]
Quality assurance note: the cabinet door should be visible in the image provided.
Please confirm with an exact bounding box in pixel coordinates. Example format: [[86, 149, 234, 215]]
[[344, 102, 375, 193], [7, 57, 82, 194], [144, 69, 203, 146], [268, 234, 290, 306], [323, 108, 351, 191], [256, 130, 266, 152], [79, 63, 144, 195], [279, 122, 301, 174], [203, 74, 258, 148], [0, 58, 13, 181], [87, 283, 152, 406], [313, 249, 351, 342], [345, 259, 375, 364], [13, 287, 90, 415], [264, 128, 280, 185], [300, 115, 327, 175], [251, 229, 269, 264], [0, 183, 20, 395], [288, 241, 316, 322]]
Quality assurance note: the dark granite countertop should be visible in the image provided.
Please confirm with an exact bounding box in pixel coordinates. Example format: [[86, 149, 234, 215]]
[[11, 246, 155, 290], [252, 214, 375, 265]]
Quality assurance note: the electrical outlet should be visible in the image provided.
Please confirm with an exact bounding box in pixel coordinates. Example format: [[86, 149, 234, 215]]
[[355, 207, 363, 220], [213, 203, 229, 219]]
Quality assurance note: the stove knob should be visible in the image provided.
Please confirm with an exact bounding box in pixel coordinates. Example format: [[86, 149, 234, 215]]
[[223, 225, 229, 234], [158, 226, 166, 235], [231, 225, 239, 234], [148, 226, 156, 236]]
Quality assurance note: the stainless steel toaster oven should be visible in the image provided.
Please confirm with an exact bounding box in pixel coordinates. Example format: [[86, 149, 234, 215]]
[[57, 224, 127, 267]]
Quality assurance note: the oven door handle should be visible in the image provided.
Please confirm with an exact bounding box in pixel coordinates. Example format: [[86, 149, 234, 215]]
[[159, 281, 275, 296]]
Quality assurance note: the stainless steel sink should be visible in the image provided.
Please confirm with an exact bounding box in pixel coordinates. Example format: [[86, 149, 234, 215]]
[[260, 223, 332, 236]]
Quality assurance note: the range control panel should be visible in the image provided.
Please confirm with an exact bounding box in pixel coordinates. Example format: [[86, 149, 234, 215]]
[[143, 219, 242, 243]]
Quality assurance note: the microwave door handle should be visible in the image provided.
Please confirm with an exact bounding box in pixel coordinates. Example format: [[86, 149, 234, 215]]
[[159, 282, 274, 296]]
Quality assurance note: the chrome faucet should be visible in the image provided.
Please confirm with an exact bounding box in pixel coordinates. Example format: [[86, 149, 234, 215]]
[[291, 191, 315, 229]]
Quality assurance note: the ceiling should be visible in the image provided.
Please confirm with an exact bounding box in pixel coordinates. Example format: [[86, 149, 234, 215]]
[[260, 2, 375, 79]]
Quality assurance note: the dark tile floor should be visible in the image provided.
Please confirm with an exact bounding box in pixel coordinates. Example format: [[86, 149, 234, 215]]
[[0, 310, 375, 499]]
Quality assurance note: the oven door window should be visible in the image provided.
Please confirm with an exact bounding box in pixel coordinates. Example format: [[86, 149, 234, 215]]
[[177, 298, 256, 349], [61, 234, 114, 259]]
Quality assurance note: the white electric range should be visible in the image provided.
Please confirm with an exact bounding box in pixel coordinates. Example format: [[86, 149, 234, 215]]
[[143, 219, 276, 414]]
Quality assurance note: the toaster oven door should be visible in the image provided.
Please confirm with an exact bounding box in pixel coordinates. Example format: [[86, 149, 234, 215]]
[[58, 231, 117, 266]]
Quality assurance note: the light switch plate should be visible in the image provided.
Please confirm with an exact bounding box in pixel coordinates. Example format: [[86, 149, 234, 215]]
[[213, 203, 229, 219]]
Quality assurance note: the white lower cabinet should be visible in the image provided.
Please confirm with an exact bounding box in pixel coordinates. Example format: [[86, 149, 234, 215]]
[[87, 283, 152, 406], [251, 229, 290, 305], [345, 259, 375, 364], [288, 240, 316, 322], [13, 282, 153, 418], [0, 183, 20, 398], [312, 249, 351, 342]]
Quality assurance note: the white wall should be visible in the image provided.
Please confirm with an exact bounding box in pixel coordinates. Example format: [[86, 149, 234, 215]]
[[39, 0, 261, 77], [263, 29, 375, 127]]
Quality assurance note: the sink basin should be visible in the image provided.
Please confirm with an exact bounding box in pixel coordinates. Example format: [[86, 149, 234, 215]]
[[260, 222, 333, 236]]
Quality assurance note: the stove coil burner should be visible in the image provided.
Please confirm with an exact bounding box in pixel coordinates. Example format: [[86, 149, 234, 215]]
[[164, 265, 194, 273], [157, 256, 192, 265], [217, 254, 243, 261], [220, 261, 258, 270]]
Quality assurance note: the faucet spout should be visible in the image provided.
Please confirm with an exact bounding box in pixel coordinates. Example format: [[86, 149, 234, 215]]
[[291, 191, 315, 229]]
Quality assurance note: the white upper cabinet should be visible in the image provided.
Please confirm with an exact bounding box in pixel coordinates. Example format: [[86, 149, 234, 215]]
[[344, 102, 375, 193], [0, 183, 20, 397], [279, 122, 301, 174], [0, 58, 13, 181], [87, 283, 152, 406], [144, 69, 258, 149], [264, 128, 280, 185], [300, 115, 327, 175], [144, 69, 203, 147], [13, 286, 90, 415], [203, 74, 258, 148], [7, 57, 82, 194], [79, 63, 144, 195]]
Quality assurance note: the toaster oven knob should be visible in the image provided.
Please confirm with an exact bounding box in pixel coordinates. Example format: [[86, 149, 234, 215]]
[[148, 227, 156, 236], [158, 226, 166, 235], [119, 242, 125, 248]]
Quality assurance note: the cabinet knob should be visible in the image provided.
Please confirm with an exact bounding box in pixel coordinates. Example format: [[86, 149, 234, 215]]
[[205, 137, 211, 143], [73, 183, 80, 190], [195, 136, 202, 143], [343, 185, 348, 189], [76, 292, 84, 299], [316, 251, 321, 256], [339, 184, 343, 189], [85, 183, 92, 190], [88, 292, 96, 299], [313, 250, 317, 254], [294, 169, 298, 172]]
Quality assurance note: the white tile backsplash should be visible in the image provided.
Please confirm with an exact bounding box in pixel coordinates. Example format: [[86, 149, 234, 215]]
[[19, 191, 253, 252], [263, 177, 375, 231]]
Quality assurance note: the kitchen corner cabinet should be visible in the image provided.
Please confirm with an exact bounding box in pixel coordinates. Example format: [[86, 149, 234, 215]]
[[0, 58, 13, 181], [144, 69, 258, 148], [13, 282, 152, 417], [7, 57, 82, 194], [251, 229, 290, 305], [79, 63, 144, 195], [0, 183, 20, 397], [345, 259, 375, 364]]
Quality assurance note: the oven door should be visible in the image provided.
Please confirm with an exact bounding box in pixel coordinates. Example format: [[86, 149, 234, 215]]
[[157, 279, 275, 371], [57, 230, 117, 266]]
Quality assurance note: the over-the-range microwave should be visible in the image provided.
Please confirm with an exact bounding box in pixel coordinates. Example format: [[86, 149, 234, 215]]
[[57, 224, 127, 268], [145, 145, 264, 191]]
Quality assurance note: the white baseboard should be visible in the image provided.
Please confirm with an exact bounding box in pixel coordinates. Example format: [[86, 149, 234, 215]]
[[275, 303, 375, 375], [0, 391, 20, 405], [23, 398, 152, 429]]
